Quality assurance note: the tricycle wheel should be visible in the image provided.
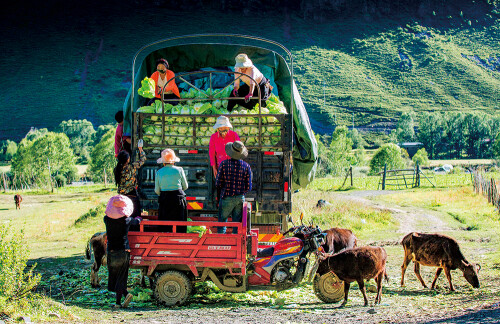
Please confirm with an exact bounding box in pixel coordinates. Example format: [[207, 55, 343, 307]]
[[313, 272, 344, 303], [154, 270, 192, 306]]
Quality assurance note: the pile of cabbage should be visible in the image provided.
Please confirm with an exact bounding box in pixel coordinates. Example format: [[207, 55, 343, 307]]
[[137, 86, 287, 148]]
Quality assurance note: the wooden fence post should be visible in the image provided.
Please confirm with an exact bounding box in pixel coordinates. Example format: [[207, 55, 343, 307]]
[[350, 166, 353, 187], [416, 164, 421, 188], [382, 164, 387, 190]]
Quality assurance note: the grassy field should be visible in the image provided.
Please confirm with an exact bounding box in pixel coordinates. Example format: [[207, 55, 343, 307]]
[[1, 175, 500, 322]]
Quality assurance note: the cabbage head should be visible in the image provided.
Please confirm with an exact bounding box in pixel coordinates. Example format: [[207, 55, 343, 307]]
[[138, 77, 155, 99], [167, 137, 176, 146]]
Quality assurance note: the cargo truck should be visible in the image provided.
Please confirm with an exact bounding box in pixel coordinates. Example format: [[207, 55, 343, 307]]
[[123, 34, 318, 245]]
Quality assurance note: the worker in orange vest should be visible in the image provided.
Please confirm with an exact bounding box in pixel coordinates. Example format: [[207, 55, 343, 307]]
[[148, 58, 180, 105]]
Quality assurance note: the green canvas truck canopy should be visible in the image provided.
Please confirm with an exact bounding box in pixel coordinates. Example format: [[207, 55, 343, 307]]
[[123, 36, 318, 189]]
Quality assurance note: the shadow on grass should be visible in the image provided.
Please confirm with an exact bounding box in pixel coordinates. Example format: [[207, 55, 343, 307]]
[[418, 306, 500, 323]]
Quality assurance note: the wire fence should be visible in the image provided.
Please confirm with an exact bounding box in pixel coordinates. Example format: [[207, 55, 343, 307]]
[[472, 170, 500, 213]]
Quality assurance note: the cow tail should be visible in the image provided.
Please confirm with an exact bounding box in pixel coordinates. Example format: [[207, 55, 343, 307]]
[[85, 239, 92, 260], [384, 269, 389, 283]]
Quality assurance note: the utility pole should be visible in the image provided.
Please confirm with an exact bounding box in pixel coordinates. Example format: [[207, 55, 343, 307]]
[[352, 112, 355, 129]]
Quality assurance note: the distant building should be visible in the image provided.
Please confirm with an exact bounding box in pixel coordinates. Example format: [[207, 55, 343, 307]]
[[398, 142, 424, 158]]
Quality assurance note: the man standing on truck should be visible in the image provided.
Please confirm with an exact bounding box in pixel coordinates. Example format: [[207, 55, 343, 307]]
[[215, 141, 252, 234]]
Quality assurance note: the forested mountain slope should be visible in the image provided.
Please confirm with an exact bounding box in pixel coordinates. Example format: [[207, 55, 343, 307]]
[[0, 0, 498, 140]]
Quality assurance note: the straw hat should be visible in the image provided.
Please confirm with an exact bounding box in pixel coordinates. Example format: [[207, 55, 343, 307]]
[[234, 53, 253, 69], [213, 115, 233, 130], [225, 141, 248, 160], [157, 148, 180, 164], [105, 195, 134, 219]]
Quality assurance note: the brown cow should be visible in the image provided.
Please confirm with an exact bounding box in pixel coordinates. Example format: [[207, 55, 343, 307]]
[[85, 231, 147, 288], [317, 246, 388, 306], [85, 232, 107, 288], [308, 227, 357, 282], [14, 194, 22, 210], [401, 232, 480, 291]]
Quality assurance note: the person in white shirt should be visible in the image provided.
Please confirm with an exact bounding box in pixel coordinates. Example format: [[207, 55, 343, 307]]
[[228, 53, 272, 112]]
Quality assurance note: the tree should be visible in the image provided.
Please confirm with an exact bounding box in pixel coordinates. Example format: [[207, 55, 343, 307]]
[[11, 132, 76, 189], [443, 112, 466, 159], [89, 129, 116, 183], [0, 140, 17, 161], [412, 148, 430, 167], [394, 111, 416, 143], [348, 128, 367, 149], [24, 127, 48, 141], [93, 124, 115, 146], [493, 131, 500, 161], [417, 112, 443, 159], [57, 119, 96, 164], [369, 143, 406, 174], [329, 126, 355, 176], [464, 113, 491, 158]]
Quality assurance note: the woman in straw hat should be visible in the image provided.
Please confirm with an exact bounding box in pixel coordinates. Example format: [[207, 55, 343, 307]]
[[155, 148, 188, 232], [103, 195, 143, 308], [209, 115, 241, 178], [228, 53, 272, 112]]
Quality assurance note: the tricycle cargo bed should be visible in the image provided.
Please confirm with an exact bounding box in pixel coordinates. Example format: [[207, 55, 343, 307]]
[[129, 216, 252, 276]]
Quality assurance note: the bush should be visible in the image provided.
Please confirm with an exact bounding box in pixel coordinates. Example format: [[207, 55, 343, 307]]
[[0, 225, 41, 301], [412, 148, 430, 167], [54, 174, 67, 187], [369, 143, 406, 174]]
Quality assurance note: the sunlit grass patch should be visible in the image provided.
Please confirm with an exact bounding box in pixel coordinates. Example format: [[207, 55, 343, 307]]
[[292, 189, 397, 237]]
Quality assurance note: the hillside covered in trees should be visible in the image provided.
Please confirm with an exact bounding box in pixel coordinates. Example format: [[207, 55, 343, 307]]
[[0, 0, 498, 141]]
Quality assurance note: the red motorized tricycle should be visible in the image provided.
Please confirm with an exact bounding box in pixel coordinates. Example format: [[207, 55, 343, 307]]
[[129, 203, 343, 306]]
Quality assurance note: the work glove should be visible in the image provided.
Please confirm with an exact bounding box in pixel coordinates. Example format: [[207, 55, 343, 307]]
[[232, 89, 238, 97], [244, 93, 252, 103]]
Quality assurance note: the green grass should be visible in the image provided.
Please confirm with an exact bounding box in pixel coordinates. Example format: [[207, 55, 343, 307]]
[[3, 178, 500, 322]]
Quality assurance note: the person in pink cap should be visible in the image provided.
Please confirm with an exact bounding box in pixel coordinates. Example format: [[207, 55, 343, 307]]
[[155, 148, 188, 232], [209, 115, 241, 178], [103, 194, 142, 308]]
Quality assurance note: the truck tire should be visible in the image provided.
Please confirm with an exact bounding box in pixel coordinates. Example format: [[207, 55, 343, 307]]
[[154, 270, 192, 306], [313, 272, 344, 303]]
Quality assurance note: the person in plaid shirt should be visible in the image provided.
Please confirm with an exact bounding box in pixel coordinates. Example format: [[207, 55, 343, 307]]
[[215, 141, 252, 234]]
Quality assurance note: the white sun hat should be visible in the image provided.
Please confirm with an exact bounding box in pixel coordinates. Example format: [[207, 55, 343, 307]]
[[234, 53, 253, 69], [213, 115, 233, 130]]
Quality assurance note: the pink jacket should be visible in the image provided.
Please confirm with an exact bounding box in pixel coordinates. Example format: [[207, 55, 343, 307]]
[[209, 130, 241, 167]]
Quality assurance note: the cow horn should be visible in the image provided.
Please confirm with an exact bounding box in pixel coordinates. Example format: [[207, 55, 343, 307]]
[[476, 263, 481, 272]]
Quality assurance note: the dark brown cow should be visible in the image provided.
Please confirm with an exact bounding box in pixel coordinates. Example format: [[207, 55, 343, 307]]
[[322, 227, 357, 254], [401, 232, 480, 291], [85, 231, 147, 288], [317, 246, 388, 306], [14, 194, 22, 210], [85, 232, 107, 288]]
